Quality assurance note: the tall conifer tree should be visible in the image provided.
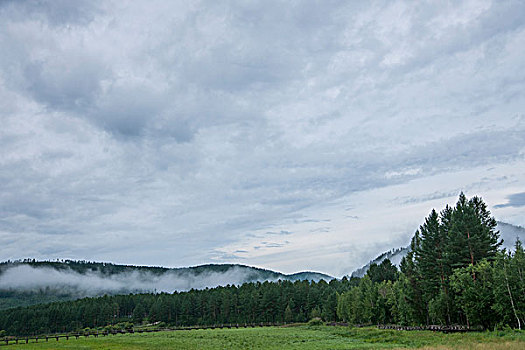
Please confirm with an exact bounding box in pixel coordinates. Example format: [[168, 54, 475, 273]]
[[446, 193, 501, 273]]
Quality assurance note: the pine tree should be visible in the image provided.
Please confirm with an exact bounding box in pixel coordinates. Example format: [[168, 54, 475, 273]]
[[367, 259, 398, 283], [321, 290, 337, 321], [415, 209, 444, 299], [400, 233, 426, 325], [132, 303, 146, 324], [446, 193, 501, 273], [492, 241, 525, 329], [511, 239, 525, 328], [284, 303, 293, 323], [414, 208, 453, 324]]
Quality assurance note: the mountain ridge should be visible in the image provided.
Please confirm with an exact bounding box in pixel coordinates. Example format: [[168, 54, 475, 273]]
[[0, 260, 332, 310], [0, 260, 332, 282]]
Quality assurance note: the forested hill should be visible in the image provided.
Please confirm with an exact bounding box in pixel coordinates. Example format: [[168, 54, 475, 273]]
[[350, 221, 525, 277], [0, 261, 332, 310]]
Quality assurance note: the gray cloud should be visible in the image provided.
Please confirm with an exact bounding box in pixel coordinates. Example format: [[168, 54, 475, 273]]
[[495, 192, 525, 208], [0, 265, 259, 295], [1, 0, 101, 27], [265, 230, 292, 236], [310, 227, 331, 233], [260, 241, 289, 249], [1, 0, 525, 275]]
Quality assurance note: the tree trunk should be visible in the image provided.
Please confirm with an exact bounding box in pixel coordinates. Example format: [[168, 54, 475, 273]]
[[503, 258, 521, 330], [467, 230, 476, 281]]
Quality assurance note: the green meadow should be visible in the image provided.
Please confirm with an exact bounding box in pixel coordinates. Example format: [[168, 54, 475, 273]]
[[3, 326, 525, 350]]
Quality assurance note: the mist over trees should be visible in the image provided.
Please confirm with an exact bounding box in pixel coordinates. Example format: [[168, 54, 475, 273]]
[[0, 193, 524, 336], [0, 261, 331, 310]]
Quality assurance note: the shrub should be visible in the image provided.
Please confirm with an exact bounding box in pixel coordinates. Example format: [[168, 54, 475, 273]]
[[308, 317, 324, 326]]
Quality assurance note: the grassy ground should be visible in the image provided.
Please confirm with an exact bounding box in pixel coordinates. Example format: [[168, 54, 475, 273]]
[[3, 326, 524, 349]]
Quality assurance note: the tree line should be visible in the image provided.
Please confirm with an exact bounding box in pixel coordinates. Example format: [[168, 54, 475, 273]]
[[0, 193, 523, 336], [0, 278, 347, 336], [337, 193, 524, 329]]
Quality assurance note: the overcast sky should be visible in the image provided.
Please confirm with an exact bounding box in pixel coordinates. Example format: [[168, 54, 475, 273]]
[[1, 0, 525, 277]]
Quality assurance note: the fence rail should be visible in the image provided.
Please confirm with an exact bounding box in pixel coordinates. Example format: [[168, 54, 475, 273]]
[[0, 322, 480, 346], [377, 324, 477, 333]]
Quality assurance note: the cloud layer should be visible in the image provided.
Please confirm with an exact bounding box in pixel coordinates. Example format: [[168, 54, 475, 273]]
[[0, 265, 259, 295], [1, 1, 525, 276]]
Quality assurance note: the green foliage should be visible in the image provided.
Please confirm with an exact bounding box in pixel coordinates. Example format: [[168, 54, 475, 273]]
[[309, 306, 322, 320], [0, 289, 75, 311], [284, 304, 293, 323], [0, 278, 352, 337], [427, 288, 451, 325], [492, 245, 525, 329], [307, 317, 323, 326], [450, 260, 495, 328], [391, 275, 414, 325], [404, 193, 502, 326], [133, 302, 146, 323], [446, 194, 501, 269], [414, 208, 448, 306], [399, 235, 427, 324], [337, 193, 521, 330], [366, 259, 398, 283], [449, 247, 525, 330]]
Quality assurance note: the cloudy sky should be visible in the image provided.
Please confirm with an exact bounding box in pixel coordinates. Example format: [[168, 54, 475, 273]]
[[1, 0, 524, 277]]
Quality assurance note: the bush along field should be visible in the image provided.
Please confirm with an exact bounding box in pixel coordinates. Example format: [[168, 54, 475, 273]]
[[1, 325, 525, 350], [0, 193, 523, 347]]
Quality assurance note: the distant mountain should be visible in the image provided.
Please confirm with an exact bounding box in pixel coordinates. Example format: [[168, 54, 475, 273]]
[[286, 271, 333, 281], [350, 247, 410, 278], [497, 221, 525, 248], [0, 260, 332, 310], [350, 221, 525, 278]]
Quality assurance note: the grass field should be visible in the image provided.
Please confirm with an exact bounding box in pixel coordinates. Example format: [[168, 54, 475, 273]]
[[3, 326, 525, 349]]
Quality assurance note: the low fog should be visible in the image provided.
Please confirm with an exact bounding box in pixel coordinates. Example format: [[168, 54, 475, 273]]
[[0, 265, 261, 297], [498, 222, 525, 249]]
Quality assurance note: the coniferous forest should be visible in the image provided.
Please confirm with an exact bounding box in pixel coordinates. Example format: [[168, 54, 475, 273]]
[[0, 193, 524, 336]]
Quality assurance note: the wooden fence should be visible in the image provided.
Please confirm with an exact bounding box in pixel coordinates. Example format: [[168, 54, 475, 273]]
[[377, 324, 478, 333], [0, 322, 480, 346]]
